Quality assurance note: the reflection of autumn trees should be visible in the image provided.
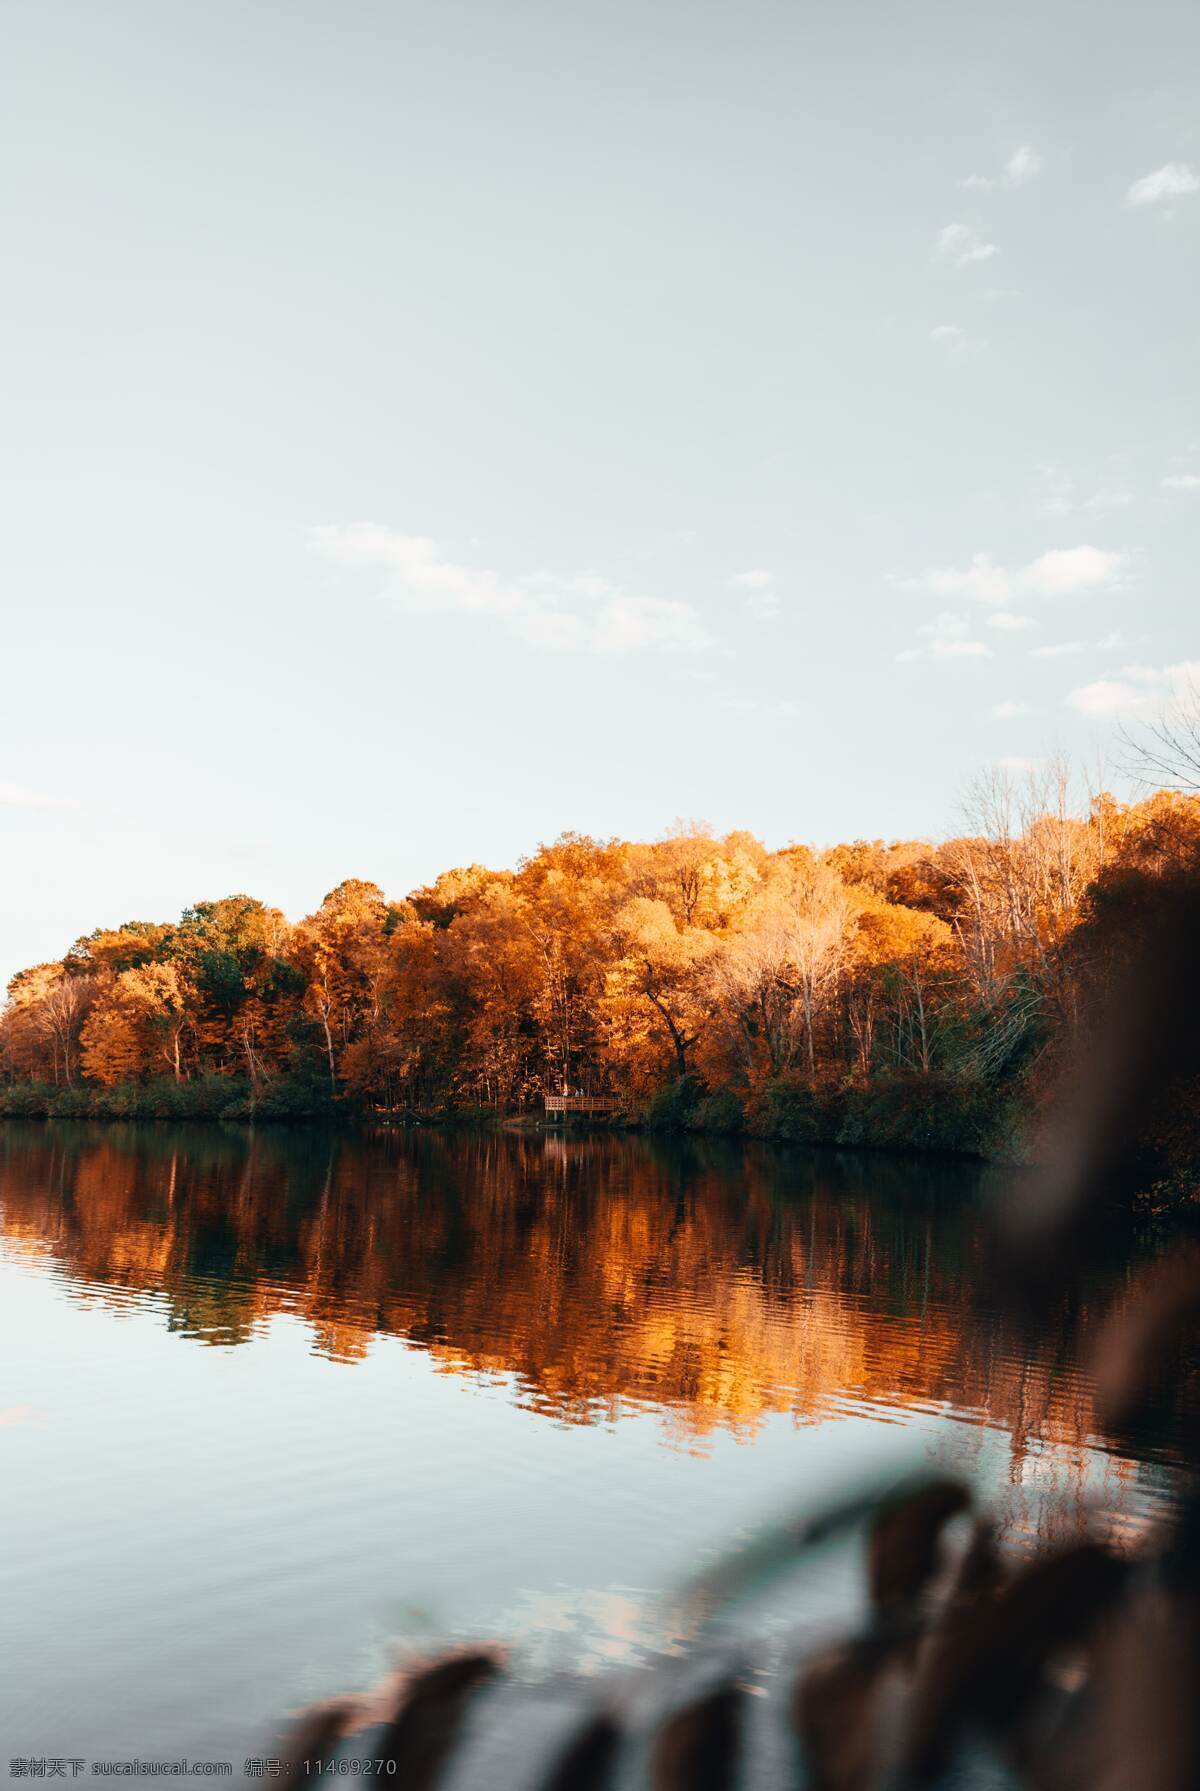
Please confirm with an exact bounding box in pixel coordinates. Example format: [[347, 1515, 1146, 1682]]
[[0, 1127, 1106, 1447]]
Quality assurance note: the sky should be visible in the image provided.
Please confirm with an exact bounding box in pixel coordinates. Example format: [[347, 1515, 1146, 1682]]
[[2, 0, 1198, 986]]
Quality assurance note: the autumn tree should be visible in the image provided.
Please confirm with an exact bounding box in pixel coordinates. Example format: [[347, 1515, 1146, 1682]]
[[602, 897, 716, 1087], [5, 783, 1200, 1128], [1, 964, 95, 1085], [293, 880, 393, 1095], [843, 894, 956, 1074], [80, 963, 194, 1083]]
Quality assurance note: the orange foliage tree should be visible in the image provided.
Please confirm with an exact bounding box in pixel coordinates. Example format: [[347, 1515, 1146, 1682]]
[[2, 779, 1198, 1136]]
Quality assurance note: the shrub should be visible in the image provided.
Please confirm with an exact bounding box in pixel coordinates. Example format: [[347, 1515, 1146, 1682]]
[[49, 1085, 92, 1119], [690, 1087, 744, 1135], [185, 1073, 250, 1119], [0, 1082, 53, 1118], [835, 1072, 1016, 1157], [643, 1075, 703, 1131], [744, 1075, 838, 1144], [253, 1075, 335, 1120]]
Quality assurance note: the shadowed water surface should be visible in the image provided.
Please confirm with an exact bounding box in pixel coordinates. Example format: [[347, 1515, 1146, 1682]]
[[0, 1125, 1186, 1770]]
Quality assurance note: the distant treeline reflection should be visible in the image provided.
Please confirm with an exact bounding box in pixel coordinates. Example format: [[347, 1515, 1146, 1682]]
[[0, 1124, 1150, 1458]]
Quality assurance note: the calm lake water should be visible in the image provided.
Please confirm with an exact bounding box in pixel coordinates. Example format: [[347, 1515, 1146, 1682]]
[[0, 1123, 1186, 1771]]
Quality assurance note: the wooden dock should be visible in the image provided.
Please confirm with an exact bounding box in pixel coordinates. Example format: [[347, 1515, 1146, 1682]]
[[543, 1095, 617, 1115]]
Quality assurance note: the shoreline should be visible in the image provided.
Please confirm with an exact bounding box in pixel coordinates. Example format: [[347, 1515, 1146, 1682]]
[[0, 1064, 1027, 1163], [0, 1101, 1019, 1166]]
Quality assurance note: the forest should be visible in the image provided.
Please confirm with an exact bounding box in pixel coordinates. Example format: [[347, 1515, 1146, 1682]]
[[3, 774, 1199, 1187]]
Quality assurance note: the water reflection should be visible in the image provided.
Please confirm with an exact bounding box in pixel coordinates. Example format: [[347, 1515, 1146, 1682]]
[[0, 1121, 1147, 1459], [5, 1121, 1193, 1770]]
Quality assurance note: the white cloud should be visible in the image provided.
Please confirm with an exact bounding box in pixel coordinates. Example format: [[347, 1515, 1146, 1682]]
[[988, 612, 1037, 631], [894, 551, 1010, 603], [921, 611, 964, 638], [1069, 678, 1153, 717], [1126, 162, 1200, 207], [898, 611, 992, 662], [993, 699, 1032, 718], [730, 569, 772, 589], [961, 144, 1042, 193], [924, 612, 989, 653], [936, 223, 998, 267], [730, 568, 779, 618], [1085, 487, 1134, 511], [1163, 473, 1200, 492], [311, 525, 712, 655], [720, 696, 798, 721], [1005, 144, 1042, 187], [996, 755, 1039, 771], [1030, 641, 1085, 658], [0, 782, 71, 809], [1019, 544, 1123, 596], [1068, 660, 1200, 717], [897, 543, 1124, 606], [1035, 463, 1075, 514], [1030, 465, 1134, 517], [929, 323, 983, 363]]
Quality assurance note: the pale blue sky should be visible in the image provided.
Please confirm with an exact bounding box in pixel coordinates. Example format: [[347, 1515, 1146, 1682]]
[[2, 0, 1198, 984]]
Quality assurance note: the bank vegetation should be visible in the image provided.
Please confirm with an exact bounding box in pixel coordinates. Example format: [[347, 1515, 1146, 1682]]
[[3, 773, 1198, 1190]]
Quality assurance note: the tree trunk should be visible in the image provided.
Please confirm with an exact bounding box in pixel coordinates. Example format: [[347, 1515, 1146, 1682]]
[[321, 1004, 337, 1095], [643, 970, 690, 1078]]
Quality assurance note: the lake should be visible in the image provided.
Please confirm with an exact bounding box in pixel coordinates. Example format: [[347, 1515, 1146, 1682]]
[[0, 1123, 1185, 1772]]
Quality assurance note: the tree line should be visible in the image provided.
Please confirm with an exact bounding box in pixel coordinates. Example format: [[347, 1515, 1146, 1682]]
[[3, 775, 1198, 1168]]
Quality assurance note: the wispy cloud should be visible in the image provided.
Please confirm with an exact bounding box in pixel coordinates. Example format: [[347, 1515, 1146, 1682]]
[[312, 525, 712, 655], [896, 544, 1124, 607], [895, 551, 1010, 604], [993, 699, 1033, 718], [936, 223, 998, 267], [1033, 631, 1127, 660], [929, 323, 983, 364], [1034, 465, 1137, 516], [1005, 144, 1042, 187], [0, 782, 72, 810], [897, 611, 991, 662], [988, 612, 1038, 632], [1030, 640, 1085, 658], [1069, 661, 1200, 717], [1085, 487, 1134, 512], [1163, 472, 1200, 492], [720, 695, 799, 722], [1034, 463, 1075, 514], [961, 144, 1042, 193], [730, 569, 779, 618], [1126, 162, 1200, 207]]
